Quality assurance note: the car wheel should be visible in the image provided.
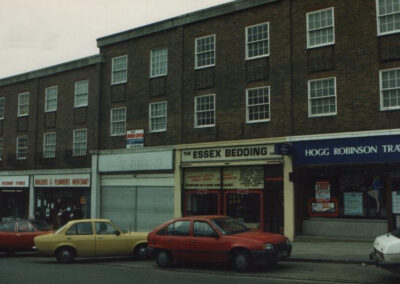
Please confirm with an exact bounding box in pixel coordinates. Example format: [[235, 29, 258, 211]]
[[233, 251, 249, 272], [156, 250, 171, 268], [56, 247, 75, 264], [133, 243, 147, 260]]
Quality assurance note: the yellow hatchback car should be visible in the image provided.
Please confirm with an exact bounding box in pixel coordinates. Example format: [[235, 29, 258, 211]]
[[34, 219, 147, 263]]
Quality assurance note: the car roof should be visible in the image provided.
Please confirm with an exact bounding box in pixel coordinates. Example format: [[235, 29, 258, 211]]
[[66, 218, 111, 224], [172, 215, 228, 221]]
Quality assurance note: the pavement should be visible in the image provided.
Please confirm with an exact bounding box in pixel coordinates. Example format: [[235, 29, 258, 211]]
[[289, 235, 375, 264]]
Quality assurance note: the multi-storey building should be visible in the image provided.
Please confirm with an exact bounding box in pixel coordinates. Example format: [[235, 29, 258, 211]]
[[0, 55, 102, 228], [0, 0, 399, 240]]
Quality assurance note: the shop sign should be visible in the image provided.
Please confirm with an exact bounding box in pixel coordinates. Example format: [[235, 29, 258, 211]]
[[126, 129, 144, 148], [34, 174, 90, 188], [0, 176, 29, 188], [184, 167, 264, 190], [293, 135, 400, 165], [181, 145, 280, 163]]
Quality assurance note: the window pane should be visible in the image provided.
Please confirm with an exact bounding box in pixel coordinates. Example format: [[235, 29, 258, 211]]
[[111, 108, 126, 135], [149, 102, 167, 132], [247, 87, 270, 122], [308, 8, 334, 47], [196, 35, 215, 68], [17, 136, 28, 160], [112, 56, 127, 84], [73, 129, 87, 156], [195, 95, 215, 127], [75, 80, 89, 107], [151, 48, 168, 77], [381, 69, 400, 109], [309, 78, 336, 116], [246, 23, 269, 58]]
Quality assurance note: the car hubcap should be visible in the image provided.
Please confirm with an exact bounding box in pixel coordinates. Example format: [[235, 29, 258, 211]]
[[60, 250, 70, 261]]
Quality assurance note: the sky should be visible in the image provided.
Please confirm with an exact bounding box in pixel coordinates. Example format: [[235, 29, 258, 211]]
[[0, 0, 232, 79]]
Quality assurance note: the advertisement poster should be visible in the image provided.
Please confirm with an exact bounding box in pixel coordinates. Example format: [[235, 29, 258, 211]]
[[344, 192, 363, 216], [311, 202, 335, 213], [126, 130, 144, 148], [315, 180, 331, 202], [392, 191, 400, 214], [184, 167, 264, 190]]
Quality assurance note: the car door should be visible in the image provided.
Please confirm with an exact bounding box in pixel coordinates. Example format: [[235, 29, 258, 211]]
[[190, 221, 229, 262], [95, 221, 126, 256], [164, 220, 192, 261], [15, 221, 36, 250], [0, 222, 16, 250], [64, 222, 96, 257]]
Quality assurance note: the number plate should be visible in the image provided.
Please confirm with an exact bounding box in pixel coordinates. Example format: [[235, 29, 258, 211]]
[[278, 250, 289, 258]]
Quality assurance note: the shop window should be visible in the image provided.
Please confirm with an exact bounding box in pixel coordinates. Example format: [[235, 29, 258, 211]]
[[225, 192, 261, 227], [167, 221, 190, 236], [186, 192, 219, 215]]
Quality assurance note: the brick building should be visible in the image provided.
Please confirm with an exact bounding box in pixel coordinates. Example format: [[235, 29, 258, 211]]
[[0, 0, 399, 239]]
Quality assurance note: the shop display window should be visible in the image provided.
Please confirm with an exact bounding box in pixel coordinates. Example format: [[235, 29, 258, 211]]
[[185, 191, 220, 216], [301, 168, 389, 219], [224, 191, 263, 229]]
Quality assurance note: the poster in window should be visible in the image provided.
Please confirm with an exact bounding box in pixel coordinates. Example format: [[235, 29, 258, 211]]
[[392, 191, 400, 214], [315, 180, 330, 202], [344, 192, 364, 216], [184, 168, 220, 190], [223, 167, 263, 190]]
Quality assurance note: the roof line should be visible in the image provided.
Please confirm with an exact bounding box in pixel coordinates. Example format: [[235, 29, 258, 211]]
[[0, 54, 103, 87], [97, 0, 278, 47]]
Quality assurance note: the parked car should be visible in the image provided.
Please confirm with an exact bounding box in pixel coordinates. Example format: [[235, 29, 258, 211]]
[[34, 219, 148, 263], [370, 229, 400, 273], [0, 219, 53, 255], [147, 215, 292, 272]]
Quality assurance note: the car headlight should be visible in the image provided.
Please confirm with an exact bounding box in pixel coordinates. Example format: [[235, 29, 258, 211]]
[[264, 243, 274, 250]]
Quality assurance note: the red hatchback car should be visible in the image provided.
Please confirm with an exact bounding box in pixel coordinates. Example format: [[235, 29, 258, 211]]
[[147, 215, 292, 272], [0, 219, 53, 255]]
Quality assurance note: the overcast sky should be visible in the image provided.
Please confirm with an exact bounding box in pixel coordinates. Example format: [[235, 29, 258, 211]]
[[0, 0, 231, 79]]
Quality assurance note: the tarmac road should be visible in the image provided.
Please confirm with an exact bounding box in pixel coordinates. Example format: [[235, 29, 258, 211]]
[[1, 253, 400, 284]]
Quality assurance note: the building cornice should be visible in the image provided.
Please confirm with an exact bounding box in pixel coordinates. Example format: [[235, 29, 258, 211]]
[[97, 0, 278, 48]]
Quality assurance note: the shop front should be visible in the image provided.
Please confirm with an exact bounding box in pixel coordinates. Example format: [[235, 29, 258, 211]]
[[180, 144, 285, 233], [91, 147, 175, 232], [292, 133, 400, 239], [33, 174, 91, 229], [0, 176, 30, 221]]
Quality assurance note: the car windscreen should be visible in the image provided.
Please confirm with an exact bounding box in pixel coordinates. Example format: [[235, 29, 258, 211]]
[[31, 220, 51, 231], [391, 229, 400, 238], [211, 217, 250, 235]]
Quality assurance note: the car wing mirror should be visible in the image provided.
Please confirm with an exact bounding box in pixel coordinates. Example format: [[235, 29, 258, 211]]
[[116, 230, 121, 236], [213, 232, 219, 239]]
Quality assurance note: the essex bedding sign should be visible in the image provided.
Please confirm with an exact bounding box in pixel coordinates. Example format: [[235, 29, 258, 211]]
[[293, 135, 400, 166], [181, 145, 281, 163]]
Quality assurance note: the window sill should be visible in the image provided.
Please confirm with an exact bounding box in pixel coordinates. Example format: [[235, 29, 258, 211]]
[[306, 42, 335, 50]]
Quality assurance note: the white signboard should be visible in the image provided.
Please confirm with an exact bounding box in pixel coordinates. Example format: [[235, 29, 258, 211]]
[[34, 174, 90, 187], [0, 176, 29, 188], [181, 145, 281, 163]]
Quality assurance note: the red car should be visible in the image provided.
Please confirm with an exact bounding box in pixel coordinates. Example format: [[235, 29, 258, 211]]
[[0, 219, 53, 255], [147, 215, 292, 272]]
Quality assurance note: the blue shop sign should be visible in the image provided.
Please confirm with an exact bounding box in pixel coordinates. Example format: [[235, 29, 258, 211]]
[[293, 135, 400, 166]]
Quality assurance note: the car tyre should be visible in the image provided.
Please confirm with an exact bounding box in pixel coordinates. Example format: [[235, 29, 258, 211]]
[[233, 251, 249, 272], [133, 243, 148, 260], [156, 250, 171, 268], [56, 247, 75, 264]]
